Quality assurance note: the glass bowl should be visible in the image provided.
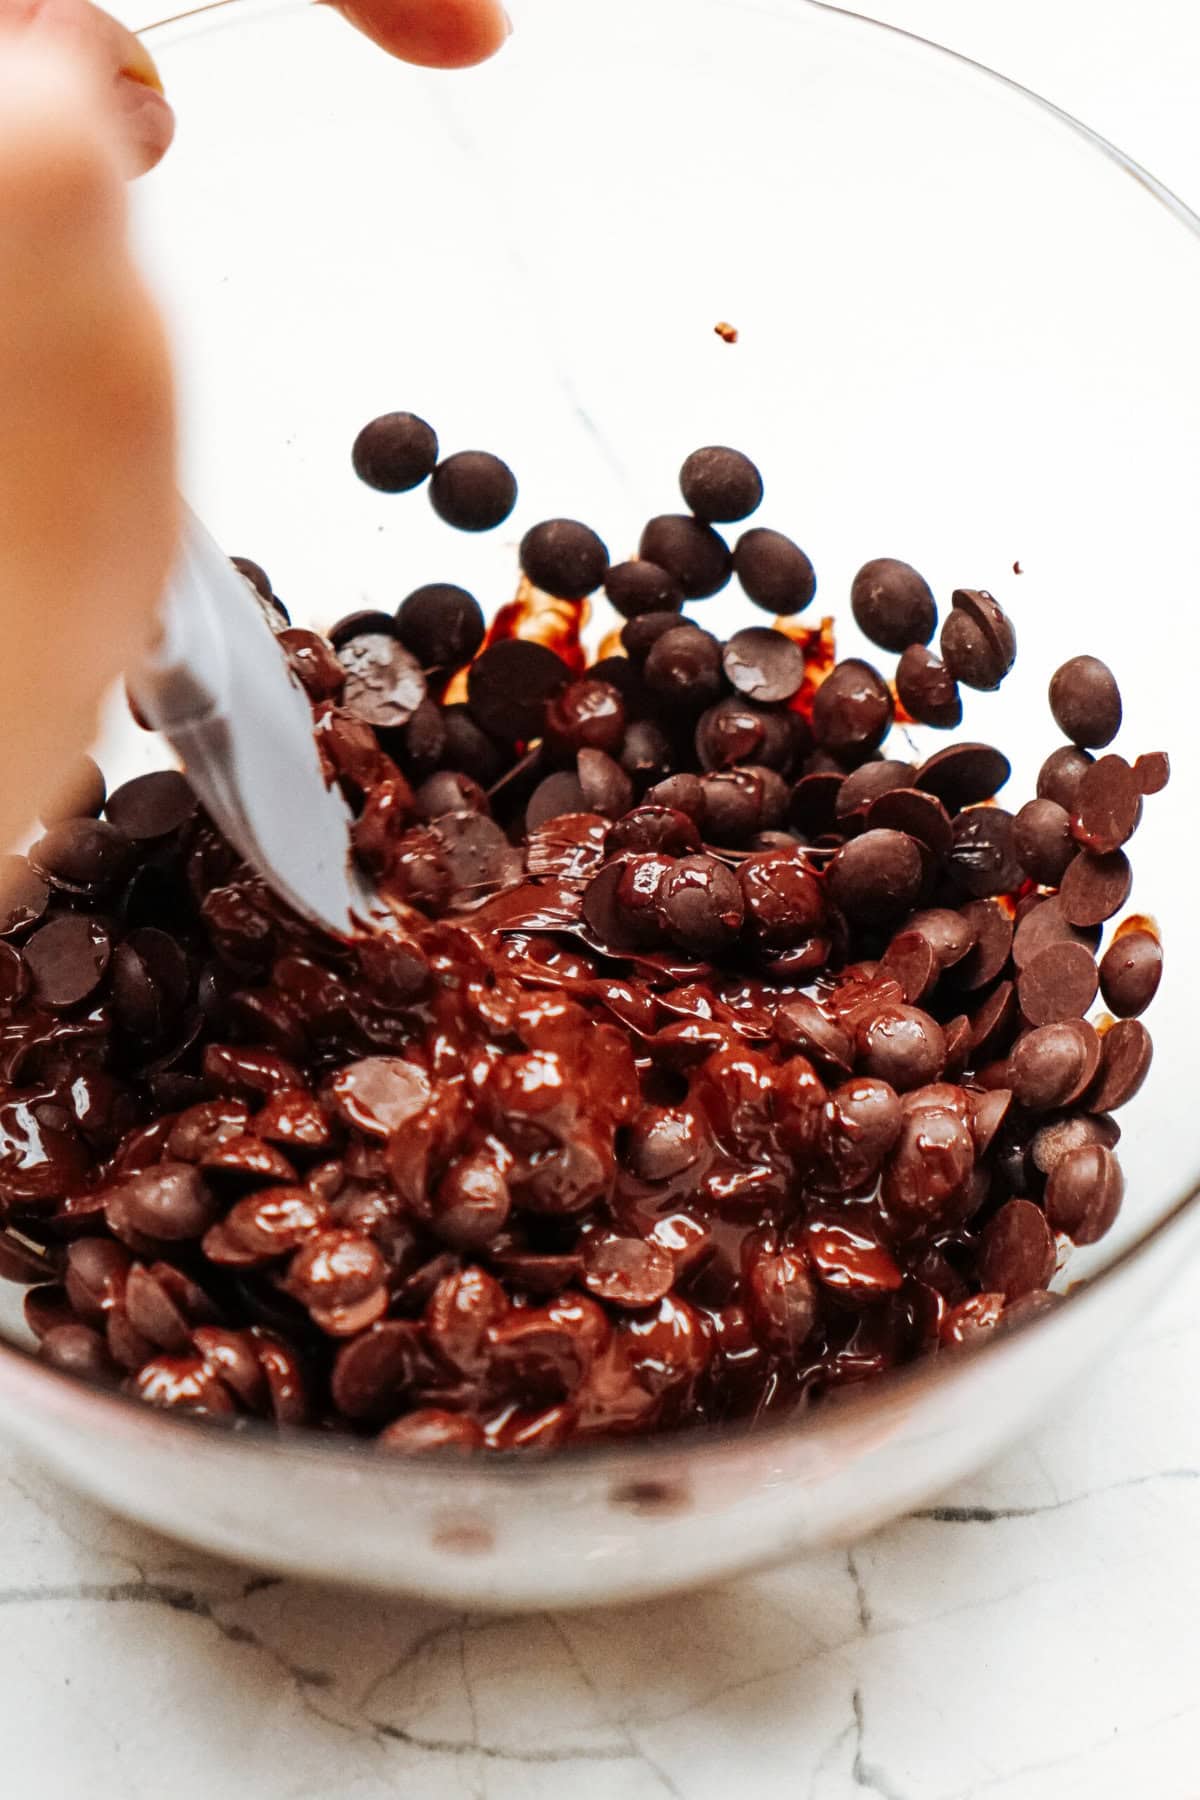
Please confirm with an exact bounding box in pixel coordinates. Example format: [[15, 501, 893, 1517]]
[[1, 0, 1199, 1608]]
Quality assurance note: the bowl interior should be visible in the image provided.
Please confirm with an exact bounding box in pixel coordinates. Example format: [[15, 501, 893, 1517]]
[[4, 0, 1200, 1474]]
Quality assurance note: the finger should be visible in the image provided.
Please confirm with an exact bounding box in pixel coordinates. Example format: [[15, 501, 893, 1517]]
[[332, 0, 510, 69], [0, 0, 174, 173], [0, 40, 176, 849]]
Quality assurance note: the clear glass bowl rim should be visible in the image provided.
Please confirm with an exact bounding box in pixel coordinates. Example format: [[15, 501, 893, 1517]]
[[3, 0, 1197, 1478]]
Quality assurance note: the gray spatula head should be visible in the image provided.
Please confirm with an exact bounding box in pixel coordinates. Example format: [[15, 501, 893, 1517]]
[[130, 507, 379, 938]]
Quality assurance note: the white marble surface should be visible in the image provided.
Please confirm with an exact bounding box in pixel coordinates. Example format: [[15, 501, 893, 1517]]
[[2, 1265, 1199, 1799], [4, 3, 1200, 1796]]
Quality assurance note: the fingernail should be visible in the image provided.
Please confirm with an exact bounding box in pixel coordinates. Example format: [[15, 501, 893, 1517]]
[[116, 72, 175, 174], [117, 45, 166, 97]]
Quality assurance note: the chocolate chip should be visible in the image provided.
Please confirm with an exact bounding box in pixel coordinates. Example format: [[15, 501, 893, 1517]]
[[1013, 798, 1077, 885], [905, 906, 977, 970], [620, 719, 674, 788], [722, 627, 805, 703], [639, 515, 732, 599], [969, 980, 1018, 1062], [790, 770, 844, 836], [868, 788, 953, 858], [441, 705, 506, 787], [520, 518, 610, 599], [916, 743, 1010, 810], [525, 772, 587, 830], [658, 855, 744, 954], [24, 915, 111, 1007], [331, 1320, 428, 1422], [1134, 751, 1169, 796], [1099, 929, 1162, 1018], [1044, 1144, 1123, 1244], [337, 633, 427, 730], [836, 761, 913, 820], [1037, 744, 1095, 812], [644, 625, 724, 709], [811, 659, 893, 762], [280, 629, 346, 701], [940, 588, 1016, 690], [352, 411, 438, 491], [429, 449, 517, 531], [328, 609, 399, 650], [395, 583, 486, 669], [733, 527, 816, 616], [947, 807, 1022, 899], [106, 1163, 218, 1242], [1071, 754, 1141, 854], [577, 749, 634, 818], [896, 646, 962, 729], [1049, 655, 1122, 748], [1059, 849, 1132, 928], [331, 1058, 431, 1137], [1030, 1110, 1121, 1177], [1087, 1018, 1152, 1112], [878, 929, 938, 1003], [544, 679, 626, 758], [828, 830, 923, 925], [851, 558, 936, 653], [776, 994, 854, 1073], [737, 849, 823, 949], [1012, 895, 1099, 970], [858, 1005, 946, 1091], [602, 560, 683, 619], [1008, 1020, 1101, 1111], [880, 1100, 974, 1235], [952, 900, 1012, 989], [105, 770, 197, 843], [467, 639, 570, 741], [606, 806, 700, 858], [679, 446, 764, 523], [977, 1199, 1055, 1299], [231, 556, 273, 600], [0, 858, 49, 937], [28, 820, 133, 895], [582, 1235, 675, 1308], [1018, 941, 1098, 1025], [700, 766, 787, 843]]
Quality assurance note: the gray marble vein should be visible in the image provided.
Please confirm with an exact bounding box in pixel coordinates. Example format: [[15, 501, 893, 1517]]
[[0, 1268, 1197, 1800]]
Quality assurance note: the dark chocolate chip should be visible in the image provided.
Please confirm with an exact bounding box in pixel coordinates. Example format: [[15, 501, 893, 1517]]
[[352, 412, 438, 492], [24, 915, 111, 1007], [1017, 941, 1099, 1025], [467, 640, 570, 742], [851, 558, 936, 653], [639, 515, 732, 600], [395, 584, 486, 669], [1049, 655, 1122, 749], [679, 446, 763, 523], [602, 560, 684, 620], [338, 634, 427, 729], [722, 627, 806, 703], [1099, 929, 1162, 1018], [916, 743, 1010, 810], [940, 588, 1016, 690], [520, 519, 610, 599], [895, 646, 962, 729], [428, 450, 517, 532], [733, 527, 816, 617], [1059, 849, 1132, 928]]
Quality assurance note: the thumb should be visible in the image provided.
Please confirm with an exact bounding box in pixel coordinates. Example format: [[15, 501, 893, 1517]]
[[0, 37, 176, 850]]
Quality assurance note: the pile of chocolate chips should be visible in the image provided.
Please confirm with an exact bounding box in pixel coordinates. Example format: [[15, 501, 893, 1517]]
[[0, 421, 1167, 1455]]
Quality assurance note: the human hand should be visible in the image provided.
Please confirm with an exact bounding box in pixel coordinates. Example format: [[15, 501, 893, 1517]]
[[0, 4, 509, 852]]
